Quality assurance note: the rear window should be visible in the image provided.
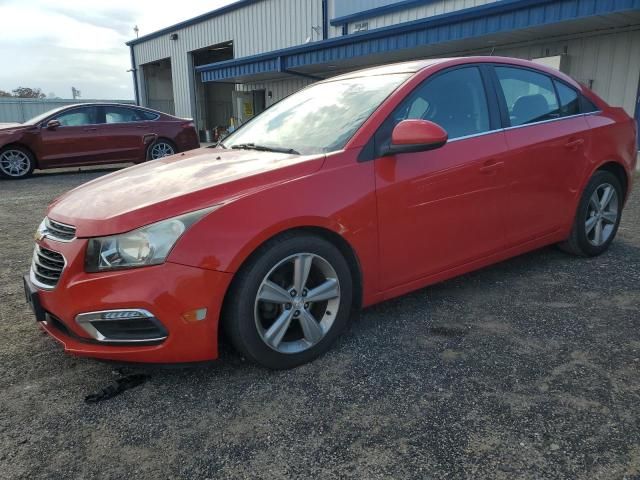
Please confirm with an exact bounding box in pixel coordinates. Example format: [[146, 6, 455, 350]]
[[137, 110, 160, 121], [104, 106, 139, 124], [495, 66, 560, 126]]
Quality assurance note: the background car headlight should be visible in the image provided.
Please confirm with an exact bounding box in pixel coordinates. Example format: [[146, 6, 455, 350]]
[[85, 207, 218, 272]]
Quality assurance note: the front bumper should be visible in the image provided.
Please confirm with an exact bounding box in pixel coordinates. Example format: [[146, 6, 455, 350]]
[[27, 237, 233, 363]]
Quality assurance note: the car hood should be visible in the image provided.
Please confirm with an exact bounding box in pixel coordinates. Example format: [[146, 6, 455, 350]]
[[0, 122, 26, 131], [48, 147, 326, 237]]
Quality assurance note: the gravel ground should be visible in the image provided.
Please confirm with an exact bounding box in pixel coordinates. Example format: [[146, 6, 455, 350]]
[[0, 167, 639, 479]]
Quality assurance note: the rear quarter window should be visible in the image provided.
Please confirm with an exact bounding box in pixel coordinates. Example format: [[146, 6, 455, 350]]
[[554, 81, 580, 117], [137, 110, 160, 121]]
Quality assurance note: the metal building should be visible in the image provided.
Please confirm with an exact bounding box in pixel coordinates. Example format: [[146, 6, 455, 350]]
[[127, 0, 640, 144]]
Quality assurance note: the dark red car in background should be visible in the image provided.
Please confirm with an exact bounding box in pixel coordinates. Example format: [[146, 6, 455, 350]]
[[0, 103, 200, 179]]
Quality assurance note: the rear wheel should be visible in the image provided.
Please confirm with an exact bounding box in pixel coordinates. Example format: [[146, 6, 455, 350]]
[[0, 146, 34, 179], [148, 139, 176, 160], [559, 170, 623, 257], [224, 234, 353, 369]]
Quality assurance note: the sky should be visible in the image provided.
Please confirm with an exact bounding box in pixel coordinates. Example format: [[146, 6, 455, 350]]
[[0, 0, 237, 100]]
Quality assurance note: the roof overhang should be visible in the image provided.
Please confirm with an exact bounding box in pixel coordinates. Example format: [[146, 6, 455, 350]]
[[197, 0, 640, 84]]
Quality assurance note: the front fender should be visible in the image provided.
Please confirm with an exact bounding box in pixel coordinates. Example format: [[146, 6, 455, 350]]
[[167, 150, 380, 301]]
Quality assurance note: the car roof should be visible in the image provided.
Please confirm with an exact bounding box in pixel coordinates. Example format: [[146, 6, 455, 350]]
[[325, 56, 582, 90], [61, 102, 145, 109]]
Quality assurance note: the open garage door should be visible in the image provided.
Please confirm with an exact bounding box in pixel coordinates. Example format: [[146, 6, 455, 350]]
[[192, 42, 234, 142], [141, 58, 175, 115]]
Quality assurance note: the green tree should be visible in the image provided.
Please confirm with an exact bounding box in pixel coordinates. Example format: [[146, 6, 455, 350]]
[[12, 87, 46, 99]]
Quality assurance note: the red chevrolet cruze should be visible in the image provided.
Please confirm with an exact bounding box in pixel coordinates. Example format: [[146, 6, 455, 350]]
[[0, 103, 199, 179], [24, 57, 637, 369]]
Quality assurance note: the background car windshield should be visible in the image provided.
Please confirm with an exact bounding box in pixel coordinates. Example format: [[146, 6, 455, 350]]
[[222, 73, 410, 155]]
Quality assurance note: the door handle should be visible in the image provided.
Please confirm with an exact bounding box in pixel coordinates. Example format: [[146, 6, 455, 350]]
[[479, 159, 503, 174], [564, 138, 584, 149], [83, 127, 97, 132]]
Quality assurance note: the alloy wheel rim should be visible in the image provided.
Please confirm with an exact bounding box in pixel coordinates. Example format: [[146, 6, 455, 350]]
[[150, 142, 174, 159], [0, 150, 30, 177], [585, 183, 618, 247], [254, 253, 341, 354]]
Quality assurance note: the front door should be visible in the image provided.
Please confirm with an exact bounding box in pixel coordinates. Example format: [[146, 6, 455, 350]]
[[38, 106, 105, 167], [374, 66, 509, 290]]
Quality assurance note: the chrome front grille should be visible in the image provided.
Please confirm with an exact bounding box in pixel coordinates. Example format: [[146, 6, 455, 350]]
[[45, 217, 76, 242], [31, 245, 65, 289]]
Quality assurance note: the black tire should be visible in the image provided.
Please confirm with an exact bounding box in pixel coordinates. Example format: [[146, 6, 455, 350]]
[[0, 145, 35, 179], [146, 138, 177, 160], [558, 170, 623, 257], [223, 233, 354, 369]]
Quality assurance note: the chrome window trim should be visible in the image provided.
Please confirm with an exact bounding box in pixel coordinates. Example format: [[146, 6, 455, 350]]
[[30, 245, 67, 291], [75, 308, 168, 343], [501, 111, 603, 133], [447, 128, 501, 143], [446, 110, 602, 143]]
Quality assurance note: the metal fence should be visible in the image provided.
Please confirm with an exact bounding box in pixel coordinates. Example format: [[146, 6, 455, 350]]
[[0, 98, 135, 123]]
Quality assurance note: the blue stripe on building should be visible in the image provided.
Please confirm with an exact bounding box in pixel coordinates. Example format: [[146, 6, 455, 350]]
[[197, 0, 640, 82]]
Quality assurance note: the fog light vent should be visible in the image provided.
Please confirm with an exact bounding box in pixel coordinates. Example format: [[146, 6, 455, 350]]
[[75, 309, 168, 344], [102, 311, 146, 320]]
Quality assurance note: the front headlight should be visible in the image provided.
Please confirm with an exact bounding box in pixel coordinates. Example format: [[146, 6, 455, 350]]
[[85, 207, 218, 272]]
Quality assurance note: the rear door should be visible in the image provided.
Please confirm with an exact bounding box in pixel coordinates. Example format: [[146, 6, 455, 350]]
[[374, 66, 509, 290], [491, 66, 591, 246], [96, 105, 147, 162], [38, 106, 103, 167]]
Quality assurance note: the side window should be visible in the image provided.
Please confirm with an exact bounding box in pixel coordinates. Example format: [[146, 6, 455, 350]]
[[55, 107, 97, 127], [580, 96, 599, 114], [104, 106, 140, 124], [495, 67, 560, 126], [137, 109, 159, 121], [375, 66, 491, 151], [554, 81, 580, 117]]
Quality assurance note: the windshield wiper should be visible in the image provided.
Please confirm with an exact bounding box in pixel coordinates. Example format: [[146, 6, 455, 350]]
[[231, 143, 300, 155]]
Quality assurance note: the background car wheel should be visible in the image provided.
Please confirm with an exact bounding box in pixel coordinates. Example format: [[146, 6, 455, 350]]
[[559, 170, 623, 257], [224, 233, 354, 369], [0, 146, 35, 179], [148, 139, 176, 160]]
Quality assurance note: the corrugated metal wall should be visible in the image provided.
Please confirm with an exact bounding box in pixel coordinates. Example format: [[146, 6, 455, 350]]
[[133, 0, 323, 118], [237, 77, 314, 107], [241, 26, 640, 120], [132, 0, 640, 126], [0, 99, 134, 123], [327, 0, 500, 37]]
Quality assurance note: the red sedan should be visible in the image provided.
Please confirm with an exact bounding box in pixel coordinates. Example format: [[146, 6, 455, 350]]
[[0, 103, 199, 179], [24, 57, 637, 369]]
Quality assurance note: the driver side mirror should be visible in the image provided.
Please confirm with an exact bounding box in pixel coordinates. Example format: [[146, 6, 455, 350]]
[[46, 119, 61, 130], [383, 119, 448, 156]]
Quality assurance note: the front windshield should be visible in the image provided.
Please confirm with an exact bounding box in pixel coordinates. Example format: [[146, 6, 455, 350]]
[[222, 73, 410, 155], [23, 106, 68, 125]]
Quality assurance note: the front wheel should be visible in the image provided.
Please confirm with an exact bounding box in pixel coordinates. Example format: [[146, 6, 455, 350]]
[[559, 170, 623, 257], [0, 146, 35, 179], [224, 234, 353, 369]]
